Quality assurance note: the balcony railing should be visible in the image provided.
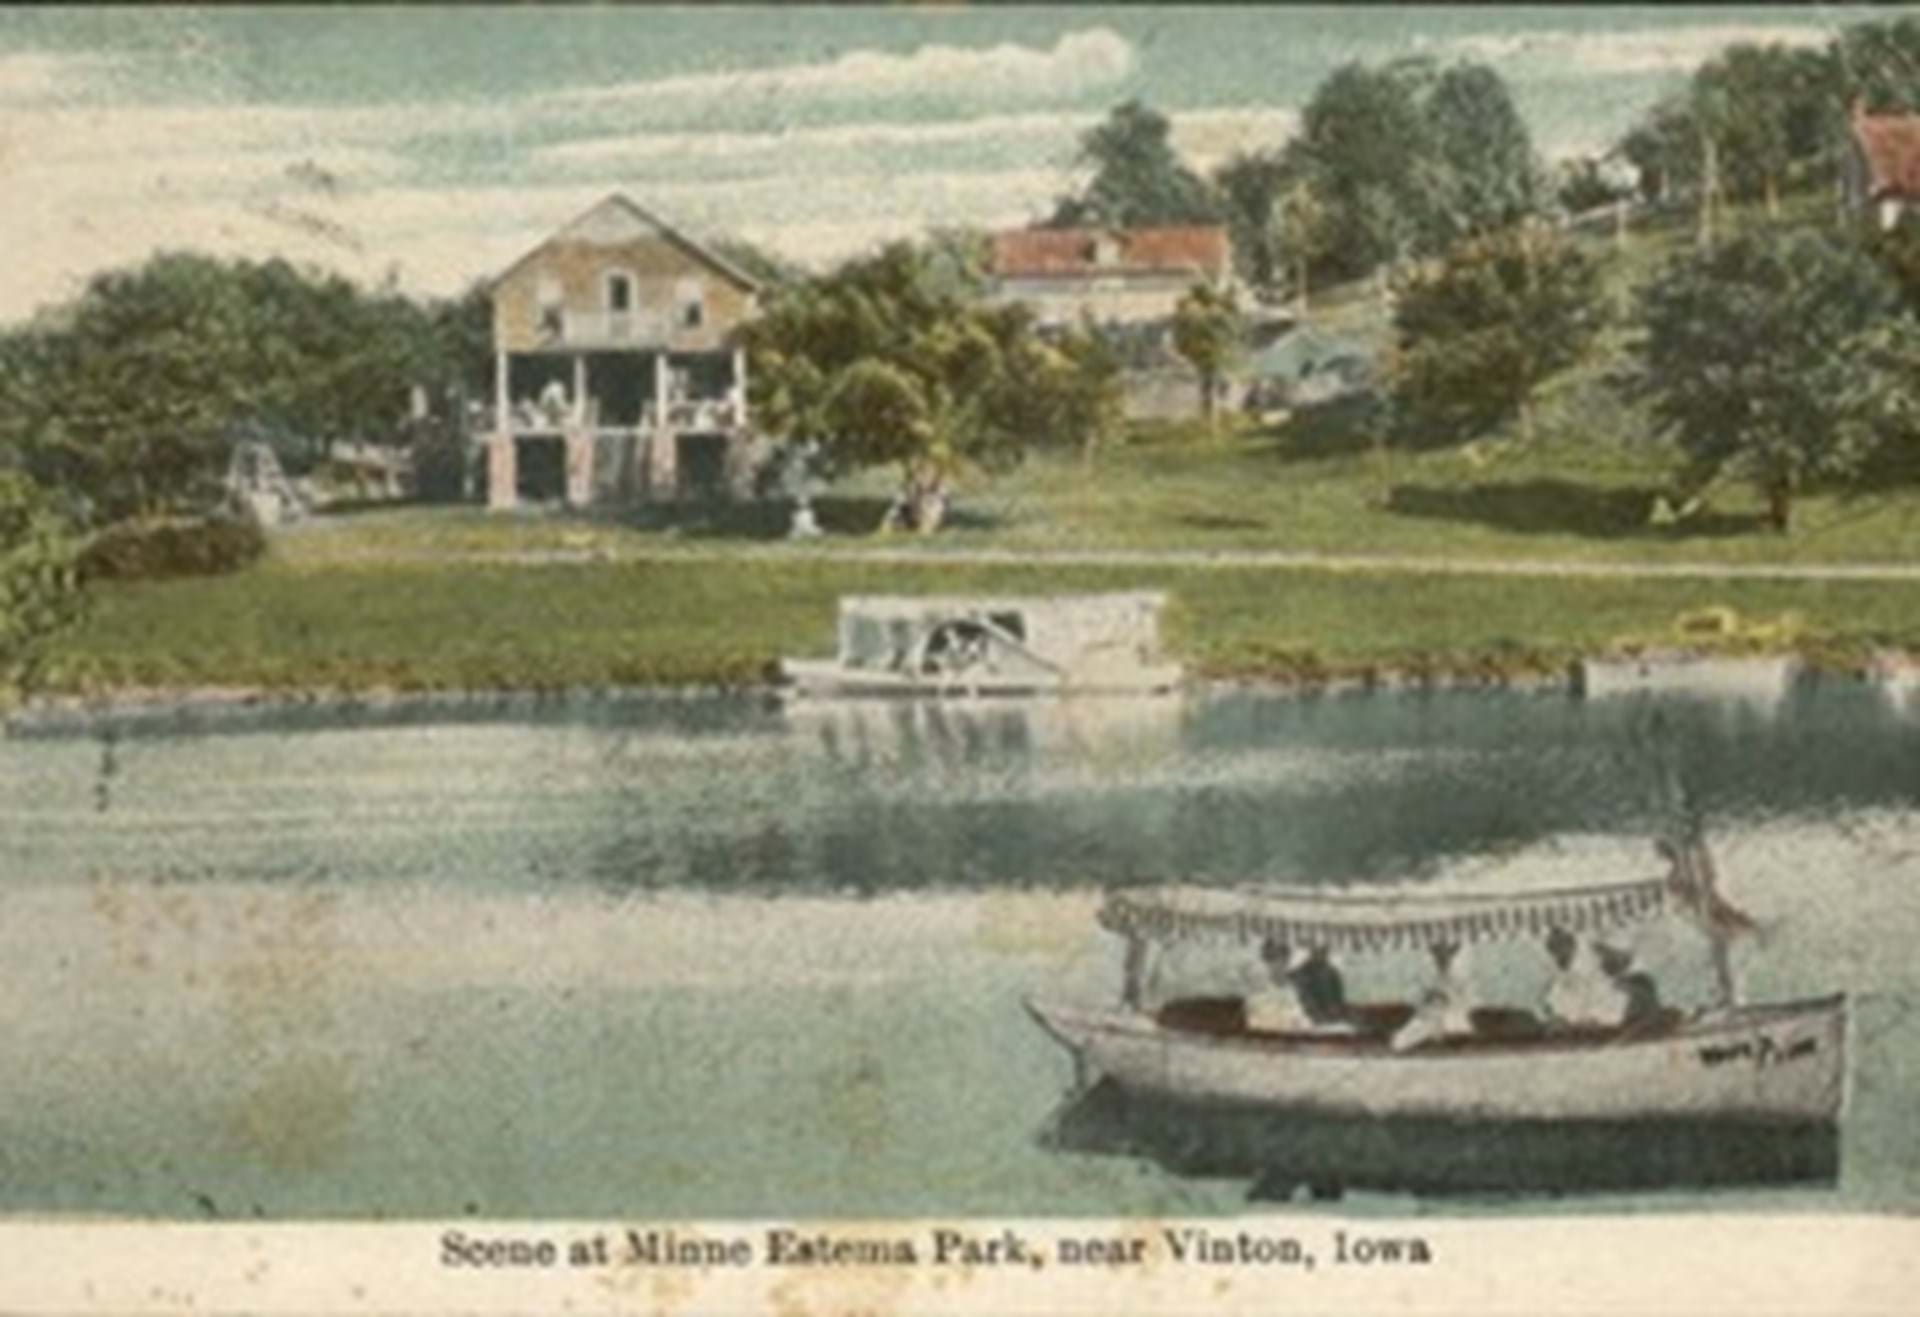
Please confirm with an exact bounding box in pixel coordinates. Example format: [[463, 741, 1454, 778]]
[[559, 308, 675, 346]]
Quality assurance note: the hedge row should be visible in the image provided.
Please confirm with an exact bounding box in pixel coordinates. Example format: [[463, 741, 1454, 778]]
[[79, 516, 267, 582]]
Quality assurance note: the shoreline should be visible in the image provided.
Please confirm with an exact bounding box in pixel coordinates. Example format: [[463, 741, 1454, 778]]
[[6, 649, 1899, 738]]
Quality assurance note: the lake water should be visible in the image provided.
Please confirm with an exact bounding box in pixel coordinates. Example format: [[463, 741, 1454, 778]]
[[2, 682, 1918, 1220]]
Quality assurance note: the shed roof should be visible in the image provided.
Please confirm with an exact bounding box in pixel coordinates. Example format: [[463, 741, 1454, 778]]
[[990, 226, 1230, 280], [1247, 325, 1370, 380]]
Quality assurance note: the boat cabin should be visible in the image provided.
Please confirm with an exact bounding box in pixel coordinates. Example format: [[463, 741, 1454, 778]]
[[784, 592, 1182, 696]]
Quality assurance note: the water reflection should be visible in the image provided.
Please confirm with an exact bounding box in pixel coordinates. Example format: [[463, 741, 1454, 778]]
[[6, 679, 1920, 894], [1044, 1079, 1839, 1201]]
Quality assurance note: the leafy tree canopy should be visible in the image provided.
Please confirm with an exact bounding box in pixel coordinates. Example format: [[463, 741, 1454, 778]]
[[1049, 100, 1222, 230], [0, 471, 85, 704], [1834, 16, 1920, 113], [1629, 228, 1917, 531], [0, 253, 478, 523], [1285, 58, 1541, 279], [743, 241, 1122, 531], [1170, 282, 1245, 425], [1390, 224, 1609, 446]]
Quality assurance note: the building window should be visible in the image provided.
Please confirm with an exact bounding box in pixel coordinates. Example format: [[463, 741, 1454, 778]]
[[676, 278, 704, 329], [605, 272, 634, 312], [537, 275, 564, 338]]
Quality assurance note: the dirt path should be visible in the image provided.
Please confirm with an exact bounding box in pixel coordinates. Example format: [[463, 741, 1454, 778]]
[[329, 541, 1920, 583]]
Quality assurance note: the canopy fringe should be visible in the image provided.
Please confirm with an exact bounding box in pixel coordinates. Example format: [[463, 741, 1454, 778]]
[[1098, 879, 1670, 953]]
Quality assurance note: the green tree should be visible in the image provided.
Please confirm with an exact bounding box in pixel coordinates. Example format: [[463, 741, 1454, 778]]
[[1050, 100, 1222, 230], [744, 242, 1113, 531], [1171, 282, 1245, 428], [2, 252, 460, 520], [1286, 61, 1429, 278], [1213, 150, 1289, 291], [0, 471, 85, 704], [1631, 229, 1915, 532], [4, 254, 259, 520], [1390, 223, 1609, 446], [1619, 94, 1702, 205], [1272, 176, 1333, 310], [1620, 44, 1839, 236], [1420, 63, 1542, 245], [1834, 16, 1920, 113], [1286, 59, 1540, 280]]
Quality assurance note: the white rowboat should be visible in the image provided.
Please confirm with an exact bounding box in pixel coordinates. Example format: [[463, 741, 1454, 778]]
[[1026, 993, 1847, 1124]]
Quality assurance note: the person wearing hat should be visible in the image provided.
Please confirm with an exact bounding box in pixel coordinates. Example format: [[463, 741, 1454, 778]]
[[1542, 926, 1624, 1029], [1244, 937, 1315, 1034], [1288, 943, 1352, 1030], [1595, 941, 1664, 1032], [1391, 940, 1475, 1051]]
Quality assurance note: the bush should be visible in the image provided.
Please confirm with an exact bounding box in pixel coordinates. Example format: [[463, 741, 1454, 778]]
[[79, 515, 267, 582], [0, 470, 87, 696]]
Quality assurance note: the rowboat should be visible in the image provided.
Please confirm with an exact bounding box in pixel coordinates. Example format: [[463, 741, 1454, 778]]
[[1027, 875, 1849, 1126], [781, 592, 1182, 698]]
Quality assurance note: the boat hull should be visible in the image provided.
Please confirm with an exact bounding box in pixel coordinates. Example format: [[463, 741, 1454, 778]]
[[779, 658, 1183, 698], [1026, 994, 1848, 1124]]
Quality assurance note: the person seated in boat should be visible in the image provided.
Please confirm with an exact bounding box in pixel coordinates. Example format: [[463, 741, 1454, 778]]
[[1243, 938, 1315, 1034], [1288, 943, 1352, 1030], [1595, 942, 1665, 1032], [1542, 926, 1624, 1030], [1390, 940, 1475, 1052]]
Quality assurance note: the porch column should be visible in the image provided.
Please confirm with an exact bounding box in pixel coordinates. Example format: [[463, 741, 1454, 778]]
[[564, 427, 593, 508], [494, 349, 510, 430], [732, 346, 748, 427], [572, 354, 588, 425], [650, 352, 676, 495], [487, 434, 517, 511]]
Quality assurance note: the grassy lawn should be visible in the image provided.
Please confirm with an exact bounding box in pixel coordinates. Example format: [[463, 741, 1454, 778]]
[[277, 419, 1920, 571], [43, 551, 1920, 696]]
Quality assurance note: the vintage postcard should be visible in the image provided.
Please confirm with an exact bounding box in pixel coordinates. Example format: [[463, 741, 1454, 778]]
[[3, 3, 1920, 1312]]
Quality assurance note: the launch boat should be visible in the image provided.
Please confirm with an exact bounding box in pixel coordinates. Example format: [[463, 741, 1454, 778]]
[[1026, 876, 1847, 1125], [780, 592, 1182, 698]]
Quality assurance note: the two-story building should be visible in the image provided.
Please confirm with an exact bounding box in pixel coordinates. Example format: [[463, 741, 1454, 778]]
[[984, 225, 1232, 329], [486, 194, 760, 509]]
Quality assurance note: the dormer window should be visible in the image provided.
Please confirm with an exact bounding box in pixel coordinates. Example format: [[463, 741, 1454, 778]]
[[605, 271, 634, 313]]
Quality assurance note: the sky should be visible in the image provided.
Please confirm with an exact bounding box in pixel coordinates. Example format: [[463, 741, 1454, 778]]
[[0, 5, 1880, 325]]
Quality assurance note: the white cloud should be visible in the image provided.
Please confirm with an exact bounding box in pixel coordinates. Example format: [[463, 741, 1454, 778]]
[[547, 27, 1135, 108], [1169, 107, 1300, 173], [534, 109, 1100, 170], [1432, 24, 1835, 78]]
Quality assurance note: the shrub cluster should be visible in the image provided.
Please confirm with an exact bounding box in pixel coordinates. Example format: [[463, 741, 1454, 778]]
[[79, 515, 267, 582]]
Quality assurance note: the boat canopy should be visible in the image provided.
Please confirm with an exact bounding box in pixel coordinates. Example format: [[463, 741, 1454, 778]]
[[1099, 878, 1672, 954]]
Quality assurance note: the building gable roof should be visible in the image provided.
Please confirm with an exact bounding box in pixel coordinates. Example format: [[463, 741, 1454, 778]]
[[489, 193, 761, 294], [1852, 110, 1920, 200], [990, 225, 1230, 281]]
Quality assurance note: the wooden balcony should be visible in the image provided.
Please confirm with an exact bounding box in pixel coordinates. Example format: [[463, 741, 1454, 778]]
[[557, 308, 675, 346]]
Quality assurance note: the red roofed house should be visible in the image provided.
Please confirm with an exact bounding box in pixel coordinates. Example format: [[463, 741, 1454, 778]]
[[1845, 105, 1920, 230], [986, 225, 1232, 328], [485, 194, 761, 510]]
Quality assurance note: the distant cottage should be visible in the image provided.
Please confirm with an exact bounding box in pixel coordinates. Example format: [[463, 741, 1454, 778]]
[[985, 225, 1232, 328], [1845, 105, 1920, 230], [486, 194, 760, 509]]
